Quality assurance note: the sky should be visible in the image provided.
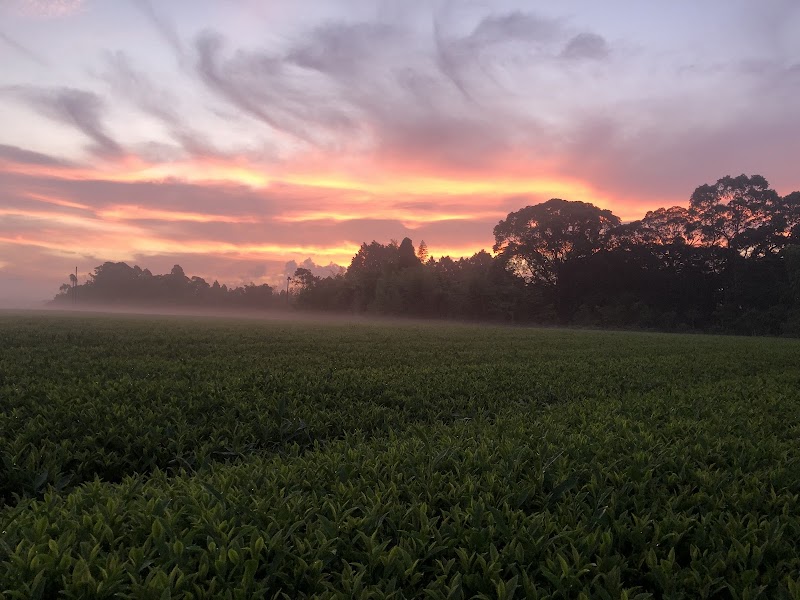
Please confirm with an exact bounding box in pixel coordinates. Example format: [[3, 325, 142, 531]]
[[1, 0, 799, 305]]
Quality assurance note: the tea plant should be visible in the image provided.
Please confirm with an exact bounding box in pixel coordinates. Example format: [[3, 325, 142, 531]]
[[1, 311, 799, 597]]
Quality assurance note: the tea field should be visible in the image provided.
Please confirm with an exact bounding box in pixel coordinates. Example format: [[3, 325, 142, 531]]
[[1, 311, 800, 598]]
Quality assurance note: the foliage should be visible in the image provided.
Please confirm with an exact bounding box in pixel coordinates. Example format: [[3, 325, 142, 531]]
[[52, 262, 281, 311], [2, 312, 701, 504], [2, 314, 800, 596], [493, 199, 621, 286], [688, 174, 780, 254]]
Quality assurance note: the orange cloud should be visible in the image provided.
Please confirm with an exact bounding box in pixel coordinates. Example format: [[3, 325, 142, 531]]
[[2, 152, 614, 212], [275, 208, 506, 228], [97, 205, 260, 224], [1, 144, 667, 299], [0, 231, 361, 266], [25, 192, 91, 210], [0, 207, 139, 233], [132, 239, 361, 264]]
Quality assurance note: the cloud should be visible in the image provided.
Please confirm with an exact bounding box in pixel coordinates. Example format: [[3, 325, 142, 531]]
[[284, 257, 345, 280], [195, 31, 327, 143], [431, 10, 569, 100], [0, 170, 277, 220], [96, 206, 260, 224], [75, 10, 601, 177], [432, 19, 475, 101], [284, 17, 541, 168], [275, 12, 608, 170], [0, 144, 73, 167], [561, 33, 609, 60], [129, 0, 184, 62], [100, 51, 218, 157], [2, 86, 123, 159], [470, 11, 563, 45], [287, 21, 400, 78], [0, 30, 48, 65], [555, 109, 800, 208], [187, 16, 538, 164], [0, 158, 510, 299], [100, 52, 174, 122]]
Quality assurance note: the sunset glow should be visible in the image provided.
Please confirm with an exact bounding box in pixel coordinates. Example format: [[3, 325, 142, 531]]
[[96, 206, 260, 224], [1, 0, 798, 303]]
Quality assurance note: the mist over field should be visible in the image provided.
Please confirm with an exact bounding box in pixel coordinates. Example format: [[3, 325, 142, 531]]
[[0, 279, 52, 308], [4, 306, 448, 329]]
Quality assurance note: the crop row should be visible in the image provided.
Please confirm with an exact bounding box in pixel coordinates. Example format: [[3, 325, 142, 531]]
[[3, 313, 798, 505], [2, 372, 800, 598]]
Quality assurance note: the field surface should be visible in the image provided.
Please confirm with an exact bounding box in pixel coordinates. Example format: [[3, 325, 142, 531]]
[[1, 311, 800, 598]]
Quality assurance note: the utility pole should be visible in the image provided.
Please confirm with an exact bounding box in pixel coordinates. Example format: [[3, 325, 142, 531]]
[[286, 276, 291, 308], [74, 266, 78, 305]]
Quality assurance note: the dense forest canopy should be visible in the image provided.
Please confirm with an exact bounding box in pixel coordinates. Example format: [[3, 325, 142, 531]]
[[53, 174, 800, 335]]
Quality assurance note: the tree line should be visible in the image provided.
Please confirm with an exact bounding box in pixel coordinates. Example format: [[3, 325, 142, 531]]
[[53, 263, 282, 311], [53, 174, 800, 335]]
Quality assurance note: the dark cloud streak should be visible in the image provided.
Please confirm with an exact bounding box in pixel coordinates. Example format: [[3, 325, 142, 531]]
[[286, 21, 397, 78], [432, 18, 475, 101], [470, 11, 562, 45], [0, 172, 278, 218], [134, 10, 616, 170], [0, 144, 73, 167], [100, 51, 218, 157], [130, 0, 185, 63], [194, 30, 358, 145], [0, 30, 48, 66], [194, 32, 311, 142], [561, 32, 609, 60], [1, 86, 123, 159]]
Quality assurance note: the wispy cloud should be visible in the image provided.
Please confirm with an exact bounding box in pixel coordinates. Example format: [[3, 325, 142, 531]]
[[2, 86, 124, 159], [184, 11, 616, 173], [0, 29, 47, 65], [129, 0, 184, 62], [96, 205, 261, 224], [194, 31, 355, 145], [0, 144, 73, 167], [100, 51, 218, 157]]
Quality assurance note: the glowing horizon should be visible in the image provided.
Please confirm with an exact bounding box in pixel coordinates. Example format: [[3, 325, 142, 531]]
[[1, 1, 798, 303]]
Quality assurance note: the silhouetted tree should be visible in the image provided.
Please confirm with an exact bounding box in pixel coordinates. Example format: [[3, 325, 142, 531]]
[[774, 191, 800, 249], [688, 174, 779, 254], [346, 238, 419, 311], [493, 199, 620, 286], [52, 262, 280, 310], [606, 221, 656, 249], [417, 240, 429, 263], [398, 237, 420, 270], [293, 267, 319, 290], [641, 206, 696, 246]]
